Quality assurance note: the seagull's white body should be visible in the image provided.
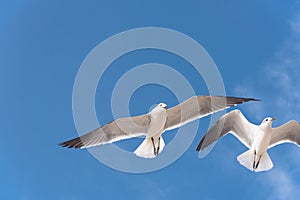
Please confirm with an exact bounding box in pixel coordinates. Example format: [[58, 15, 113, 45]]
[[197, 110, 300, 172], [147, 104, 167, 137], [237, 117, 275, 172], [134, 104, 167, 158], [252, 123, 272, 155]]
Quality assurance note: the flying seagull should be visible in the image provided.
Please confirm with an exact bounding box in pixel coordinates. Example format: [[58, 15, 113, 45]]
[[197, 109, 300, 172], [59, 96, 257, 158]]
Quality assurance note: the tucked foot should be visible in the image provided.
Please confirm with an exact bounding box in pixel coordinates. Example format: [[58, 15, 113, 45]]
[[253, 151, 256, 170], [255, 155, 262, 169], [151, 137, 157, 156], [156, 137, 161, 155]]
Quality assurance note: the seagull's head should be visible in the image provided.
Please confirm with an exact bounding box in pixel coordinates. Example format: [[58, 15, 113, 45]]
[[150, 103, 168, 116], [158, 103, 168, 109], [261, 117, 276, 126]]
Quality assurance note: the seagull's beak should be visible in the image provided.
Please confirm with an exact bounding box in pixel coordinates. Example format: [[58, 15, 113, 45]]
[[271, 118, 276, 121]]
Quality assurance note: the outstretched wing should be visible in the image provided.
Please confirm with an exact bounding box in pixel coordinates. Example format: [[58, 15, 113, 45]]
[[164, 96, 258, 131], [269, 120, 300, 148], [196, 109, 256, 151], [59, 114, 151, 149]]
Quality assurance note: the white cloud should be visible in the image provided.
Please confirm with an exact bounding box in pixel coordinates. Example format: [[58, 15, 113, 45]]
[[234, 8, 300, 199], [133, 178, 172, 200], [264, 11, 300, 121], [234, 9, 300, 122], [265, 168, 300, 200]]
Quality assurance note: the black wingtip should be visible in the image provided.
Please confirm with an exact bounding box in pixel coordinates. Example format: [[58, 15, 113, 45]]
[[58, 137, 84, 149], [252, 98, 261, 101], [225, 96, 261, 102], [58, 141, 72, 148], [220, 96, 260, 107], [242, 97, 261, 102], [196, 137, 205, 151]]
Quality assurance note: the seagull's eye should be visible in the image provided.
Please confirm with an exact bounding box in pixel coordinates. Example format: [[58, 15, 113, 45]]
[[266, 119, 268, 121]]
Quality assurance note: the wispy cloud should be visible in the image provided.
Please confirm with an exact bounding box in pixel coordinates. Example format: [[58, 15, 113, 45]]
[[261, 10, 300, 121], [265, 168, 300, 200], [234, 7, 300, 199], [132, 178, 172, 200], [234, 9, 300, 122]]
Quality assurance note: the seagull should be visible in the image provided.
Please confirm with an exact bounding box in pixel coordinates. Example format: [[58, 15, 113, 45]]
[[197, 109, 300, 172], [59, 96, 257, 158]]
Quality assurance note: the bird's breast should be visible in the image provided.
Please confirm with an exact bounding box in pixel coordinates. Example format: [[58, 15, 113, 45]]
[[148, 111, 167, 137], [253, 129, 272, 154]]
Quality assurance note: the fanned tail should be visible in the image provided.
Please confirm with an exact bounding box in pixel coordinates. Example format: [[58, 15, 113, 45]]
[[237, 150, 273, 172], [134, 136, 165, 158], [237, 150, 254, 171], [254, 152, 273, 172]]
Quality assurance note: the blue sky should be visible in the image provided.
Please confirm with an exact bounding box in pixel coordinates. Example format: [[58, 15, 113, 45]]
[[1, 0, 300, 199]]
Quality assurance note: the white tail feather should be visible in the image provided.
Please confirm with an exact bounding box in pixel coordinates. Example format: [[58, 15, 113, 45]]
[[254, 152, 273, 172], [237, 150, 254, 171], [237, 150, 273, 172], [134, 136, 165, 158]]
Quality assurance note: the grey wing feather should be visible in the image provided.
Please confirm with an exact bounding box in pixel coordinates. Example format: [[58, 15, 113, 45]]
[[59, 114, 151, 148], [164, 96, 257, 131], [269, 120, 300, 148], [196, 110, 256, 151]]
